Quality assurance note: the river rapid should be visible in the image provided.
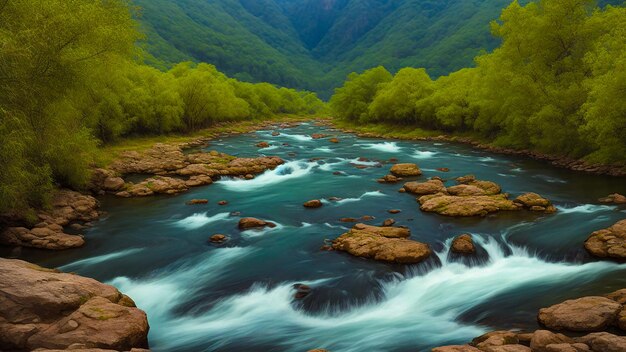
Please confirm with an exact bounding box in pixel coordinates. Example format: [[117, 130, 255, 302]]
[[10, 123, 626, 351]]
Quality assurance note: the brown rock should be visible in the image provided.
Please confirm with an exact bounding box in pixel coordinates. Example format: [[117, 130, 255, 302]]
[[605, 288, 626, 304], [530, 330, 574, 352], [186, 199, 208, 205], [218, 200, 228, 205], [390, 163, 422, 177], [0, 258, 148, 351], [545, 343, 591, 352], [584, 219, 626, 258], [451, 234, 475, 254], [382, 219, 396, 227], [576, 332, 626, 352], [256, 141, 270, 148], [437, 167, 450, 172], [538, 296, 622, 332], [238, 217, 271, 230], [331, 224, 430, 264], [432, 346, 481, 352], [339, 218, 358, 223], [472, 331, 519, 349], [209, 234, 227, 243], [378, 174, 401, 183], [404, 179, 446, 195], [329, 138, 340, 143], [456, 175, 477, 184], [514, 193, 553, 209], [388, 209, 401, 214], [447, 184, 488, 196], [419, 194, 520, 217], [0, 226, 84, 250], [271, 131, 280, 136], [102, 177, 125, 192], [185, 175, 213, 187], [304, 200, 323, 208], [483, 346, 531, 352], [311, 133, 328, 139], [361, 215, 375, 221], [598, 193, 626, 204]]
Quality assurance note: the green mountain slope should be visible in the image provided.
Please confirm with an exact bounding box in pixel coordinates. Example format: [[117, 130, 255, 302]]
[[134, 0, 624, 97]]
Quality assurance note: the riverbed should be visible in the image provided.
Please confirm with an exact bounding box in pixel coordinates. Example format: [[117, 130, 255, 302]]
[[11, 123, 626, 352]]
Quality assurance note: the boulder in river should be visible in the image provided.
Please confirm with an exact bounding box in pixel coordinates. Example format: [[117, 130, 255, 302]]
[[209, 234, 227, 243], [598, 193, 626, 204], [390, 163, 422, 177], [538, 296, 622, 332], [256, 141, 270, 148], [329, 138, 340, 143], [382, 218, 396, 227], [451, 234, 475, 254], [377, 174, 402, 183], [404, 179, 446, 195], [419, 193, 521, 217], [584, 219, 626, 259], [0, 258, 149, 351], [303, 200, 323, 208], [331, 223, 431, 264], [238, 217, 275, 230], [514, 193, 557, 213]]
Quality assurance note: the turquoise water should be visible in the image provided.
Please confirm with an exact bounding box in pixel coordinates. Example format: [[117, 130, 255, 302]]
[[11, 123, 626, 351]]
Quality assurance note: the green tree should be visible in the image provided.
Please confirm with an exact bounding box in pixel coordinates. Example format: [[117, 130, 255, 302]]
[[330, 66, 392, 121]]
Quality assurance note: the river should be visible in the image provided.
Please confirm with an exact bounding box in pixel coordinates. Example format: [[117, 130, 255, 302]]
[[10, 122, 626, 351]]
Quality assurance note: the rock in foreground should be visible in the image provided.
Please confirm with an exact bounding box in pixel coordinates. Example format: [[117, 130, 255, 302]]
[[538, 296, 622, 332], [584, 219, 626, 259], [331, 224, 431, 264], [0, 258, 149, 351]]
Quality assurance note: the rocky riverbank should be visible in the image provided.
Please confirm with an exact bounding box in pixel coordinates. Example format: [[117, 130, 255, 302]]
[[0, 258, 149, 351], [328, 121, 626, 177]]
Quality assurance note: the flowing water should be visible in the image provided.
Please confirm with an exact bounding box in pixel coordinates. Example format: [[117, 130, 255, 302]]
[[8, 123, 626, 351]]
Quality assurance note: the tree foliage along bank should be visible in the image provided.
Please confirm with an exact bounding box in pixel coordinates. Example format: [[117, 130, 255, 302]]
[[0, 0, 324, 217], [330, 0, 626, 165]]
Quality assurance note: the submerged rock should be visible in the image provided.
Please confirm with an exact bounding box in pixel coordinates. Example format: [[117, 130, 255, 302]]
[[377, 174, 402, 183], [538, 296, 622, 332], [451, 234, 475, 254], [186, 199, 208, 205], [390, 163, 422, 177], [0, 258, 149, 351], [293, 284, 312, 299], [331, 223, 431, 264], [584, 219, 626, 259], [329, 138, 340, 143]]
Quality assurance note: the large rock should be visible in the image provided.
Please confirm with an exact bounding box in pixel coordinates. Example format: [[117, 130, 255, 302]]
[[545, 343, 591, 352], [530, 330, 574, 352], [538, 296, 622, 332], [331, 224, 430, 264], [303, 200, 323, 208], [598, 193, 626, 204], [447, 184, 489, 196], [403, 179, 446, 195], [584, 219, 626, 259], [117, 176, 188, 197], [390, 163, 422, 177], [454, 175, 501, 195], [0, 258, 149, 351], [419, 194, 521, 217], [576, 332, 626, 352], [102, 177, 125, 192], [472, 331, 520, 350], [451, 234, 475, 254], [0, 226, 84, 250]]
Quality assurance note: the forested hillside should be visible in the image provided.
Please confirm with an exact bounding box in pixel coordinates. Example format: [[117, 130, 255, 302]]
[[129, 0, 541, 96], [331, 0, 626, 165], [0, 0, 324, 217], [132, 0, 626, 96]]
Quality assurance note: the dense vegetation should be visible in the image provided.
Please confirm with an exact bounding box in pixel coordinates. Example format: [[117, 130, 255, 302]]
[[331, 0, 626, 165], [0, 0, 323, 217], [130, 0, 537, 97]]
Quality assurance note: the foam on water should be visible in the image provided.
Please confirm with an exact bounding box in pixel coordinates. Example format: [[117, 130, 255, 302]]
[[412, 150, 437, 159], [174, 212, 231, 230], [348, 158, 380, 166], [314, 147, 333, 153], [59, 248, 144, 271], [556, 204, 617, 214], [219, 161, 316, 191], [534, 175, 567, 184], [280, 133, 314, 142], [334, 191, 386, 205], [360, 142, 402, 153], [138, 237, 625, 352], [241, 222, 285, 238]]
